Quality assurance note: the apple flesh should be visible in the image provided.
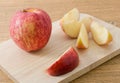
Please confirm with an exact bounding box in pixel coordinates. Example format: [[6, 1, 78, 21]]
[[90, 21, 113, 45], [76, 24, 89, 48], [47, 47, 79, 76], [60, 21, 81, 38], [60, 8, 81, 38], [61, 8, 80, 22], [10, 8, 52, 51], [80, 17, 93, 32]]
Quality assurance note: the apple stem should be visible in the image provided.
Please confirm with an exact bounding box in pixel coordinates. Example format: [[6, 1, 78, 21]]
[[23, 9, 27, 12]]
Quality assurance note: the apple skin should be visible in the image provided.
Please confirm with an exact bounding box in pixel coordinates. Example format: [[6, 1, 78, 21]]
[[47, 47, 79, 76], [10, 8, 52, 51]]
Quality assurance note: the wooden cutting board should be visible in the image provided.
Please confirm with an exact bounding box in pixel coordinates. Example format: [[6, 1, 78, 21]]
[[0, 13, 120, 83]]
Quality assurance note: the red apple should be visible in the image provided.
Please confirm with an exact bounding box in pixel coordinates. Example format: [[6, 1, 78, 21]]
[[47, 47, 79, 76], [9, 8, 52, 51]]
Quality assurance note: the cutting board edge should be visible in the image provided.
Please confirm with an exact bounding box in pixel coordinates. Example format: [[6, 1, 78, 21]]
[[0, 63, 18, 83]]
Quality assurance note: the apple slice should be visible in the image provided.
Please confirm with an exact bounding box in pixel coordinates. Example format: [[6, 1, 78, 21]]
[[76, 24, 89, 48], [61, 8, 80, 22], [90, 21, 113, 45], [60, 8, 81, 38], [47, 47, 79, 76], [80, 17, 93, 32], [60, 21, 81, 38]]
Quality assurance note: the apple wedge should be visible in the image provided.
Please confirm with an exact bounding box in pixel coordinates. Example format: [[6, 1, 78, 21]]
[[47, 47, 79, 76], [61, 8, 80, 21], [80, 17, 93, 32], [76, 24, 89, 48], [90, 21, 113, 45], [60, 8, 81, 38]]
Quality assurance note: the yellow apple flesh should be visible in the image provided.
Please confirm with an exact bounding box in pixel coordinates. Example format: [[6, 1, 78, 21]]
[[60, 8, 81, 38], [80, 17, 93, 32], [76, 24, 89, 48], [90, 21, 113, 45]]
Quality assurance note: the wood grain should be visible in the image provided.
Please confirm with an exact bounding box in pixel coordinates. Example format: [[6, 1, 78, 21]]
[[0, 0, 120, 83]]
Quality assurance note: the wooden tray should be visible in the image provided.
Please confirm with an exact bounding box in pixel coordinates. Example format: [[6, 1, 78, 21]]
[[0, 13, 120, 83]]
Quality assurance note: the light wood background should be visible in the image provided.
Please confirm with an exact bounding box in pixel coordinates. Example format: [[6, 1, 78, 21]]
[[0, 0, 120, 83]]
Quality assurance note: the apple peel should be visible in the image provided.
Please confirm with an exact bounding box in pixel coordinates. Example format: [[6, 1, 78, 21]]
[[10, 8, 52, 52], [46, 47, 79, 76]]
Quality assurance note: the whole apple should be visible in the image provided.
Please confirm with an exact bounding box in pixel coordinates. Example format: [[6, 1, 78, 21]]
[[10, 8, 52, 51]]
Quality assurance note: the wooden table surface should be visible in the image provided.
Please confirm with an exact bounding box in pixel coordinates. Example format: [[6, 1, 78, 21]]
[[0, 0, 120, 83]]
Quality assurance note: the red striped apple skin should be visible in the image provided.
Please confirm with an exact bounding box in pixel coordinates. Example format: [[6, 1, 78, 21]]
[[10, 8, 52, 51], [47, 47, 79, 76]]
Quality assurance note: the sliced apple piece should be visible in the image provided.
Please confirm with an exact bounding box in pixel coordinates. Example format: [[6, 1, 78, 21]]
[[60, 21, 81, 38], [60, 8, 81, 38], [90, 21, 113, 45], [80, 17, 93, 32], [61, 8, 80, 22], [76, 24, 89, 48], [47, 47, 79, 76]]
